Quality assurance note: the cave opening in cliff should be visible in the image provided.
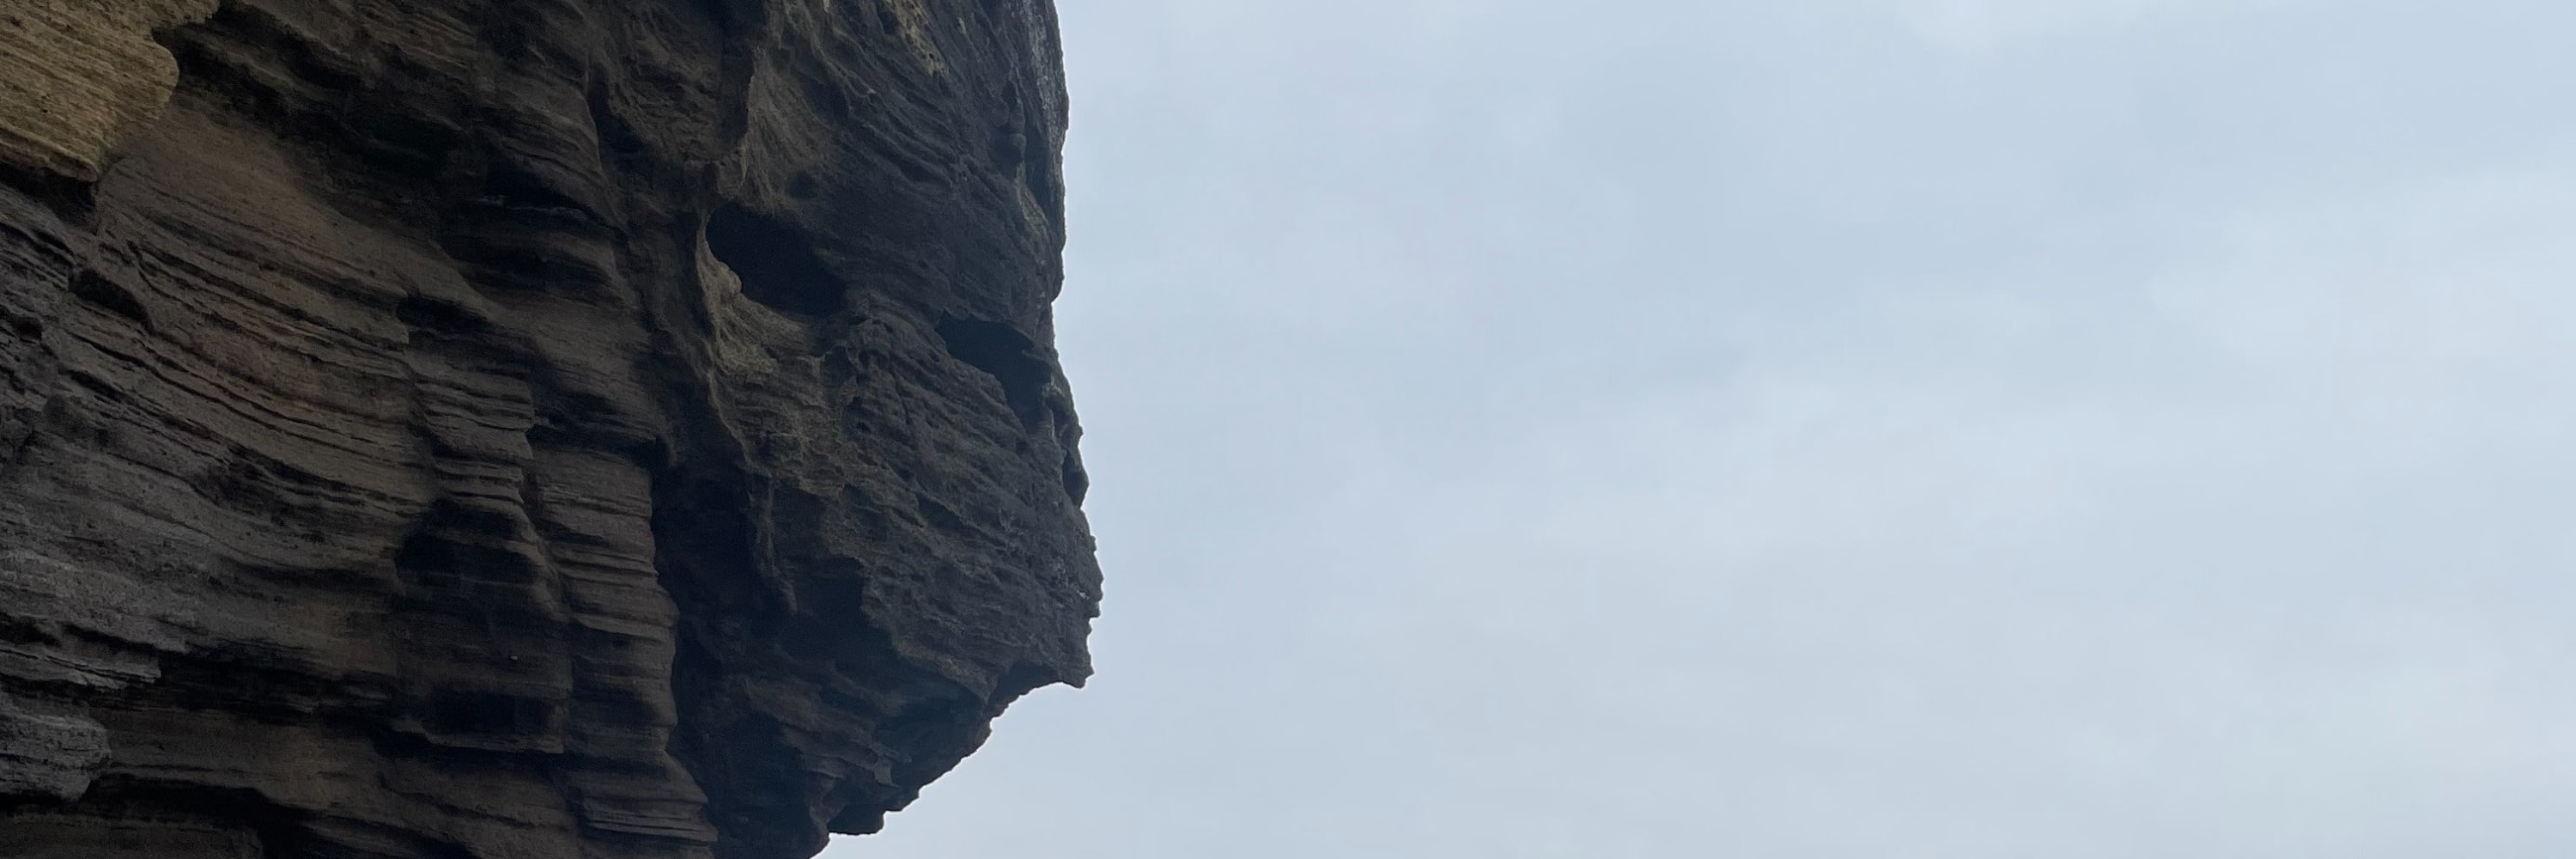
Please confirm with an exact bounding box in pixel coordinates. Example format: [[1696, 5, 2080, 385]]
[[706, 203, 847, 317], [937, 319, 1051, 429]]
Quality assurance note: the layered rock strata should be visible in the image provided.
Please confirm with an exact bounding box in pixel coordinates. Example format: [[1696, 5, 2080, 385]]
[[0, 1, 1097, 856]]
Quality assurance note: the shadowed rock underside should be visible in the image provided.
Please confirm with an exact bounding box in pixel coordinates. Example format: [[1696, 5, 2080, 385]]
[[0, 1, 1097, 857]]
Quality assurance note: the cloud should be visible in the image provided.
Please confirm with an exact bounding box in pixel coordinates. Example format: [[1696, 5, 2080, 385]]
[[1877, 0, 2305, 55]]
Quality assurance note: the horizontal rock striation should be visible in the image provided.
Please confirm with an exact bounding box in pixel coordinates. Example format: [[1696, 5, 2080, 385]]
[[0, 1, 1097, 857]]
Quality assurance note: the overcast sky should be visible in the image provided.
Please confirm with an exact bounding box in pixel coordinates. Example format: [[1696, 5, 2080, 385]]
[[834, 1, 2576, 856]]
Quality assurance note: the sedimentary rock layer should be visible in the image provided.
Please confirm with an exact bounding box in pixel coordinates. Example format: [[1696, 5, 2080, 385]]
[[0, 2, 1097, 857]]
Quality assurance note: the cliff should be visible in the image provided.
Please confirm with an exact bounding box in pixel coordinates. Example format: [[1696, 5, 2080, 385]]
[[0, 2, 1097, 857]]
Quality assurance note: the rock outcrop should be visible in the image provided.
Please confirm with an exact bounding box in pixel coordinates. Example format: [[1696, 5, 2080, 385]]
[[0, 1, 1097, 857]]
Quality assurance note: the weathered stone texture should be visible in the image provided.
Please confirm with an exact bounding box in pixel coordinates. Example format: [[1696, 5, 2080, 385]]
[[0, 2, 1096, 857]]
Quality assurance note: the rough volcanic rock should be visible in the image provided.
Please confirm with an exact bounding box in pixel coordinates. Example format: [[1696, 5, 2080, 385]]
[[0, 1, 1097, 857]]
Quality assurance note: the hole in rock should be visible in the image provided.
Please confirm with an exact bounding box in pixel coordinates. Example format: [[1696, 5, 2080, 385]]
[[425, 691, 552, 735], [936, 319, 1048, 428], [70, 271, 149, 326], [705, 204, 845, 316]]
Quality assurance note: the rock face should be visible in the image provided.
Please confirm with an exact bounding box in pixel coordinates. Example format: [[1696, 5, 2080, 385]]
[[0, 2, 1097, 857]]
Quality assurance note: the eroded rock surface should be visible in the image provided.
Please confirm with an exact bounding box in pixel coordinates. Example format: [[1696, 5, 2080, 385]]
[[0, 2, 1096, 857]]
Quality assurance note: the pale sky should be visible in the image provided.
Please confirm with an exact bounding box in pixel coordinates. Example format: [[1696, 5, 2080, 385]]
[[833, 1, 2576, 856]]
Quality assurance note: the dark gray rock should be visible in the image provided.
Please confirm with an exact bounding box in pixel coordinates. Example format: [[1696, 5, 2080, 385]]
[[0, 2, 1097, 857]]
